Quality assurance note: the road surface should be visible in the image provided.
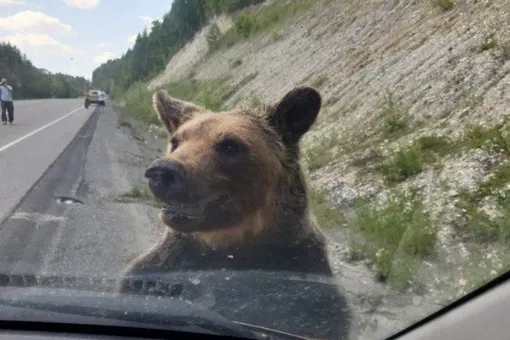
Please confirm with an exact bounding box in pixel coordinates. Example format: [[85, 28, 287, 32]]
[[0, 100, 163, 278], [0, 99, 89, 222]]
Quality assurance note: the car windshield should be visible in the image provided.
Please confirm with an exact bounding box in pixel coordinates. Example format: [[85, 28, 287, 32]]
[[0, 1, 509, 340]]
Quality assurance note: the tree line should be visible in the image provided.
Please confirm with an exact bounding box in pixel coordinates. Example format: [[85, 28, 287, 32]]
[[92, 0, 265, 96], [0, 43, 89, 99]]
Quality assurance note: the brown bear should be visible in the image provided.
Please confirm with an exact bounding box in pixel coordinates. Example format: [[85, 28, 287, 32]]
[[119, 87, 351, 339]]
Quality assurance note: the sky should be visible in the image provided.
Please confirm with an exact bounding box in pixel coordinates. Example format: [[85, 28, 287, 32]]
[[0, 0, 173, 80]]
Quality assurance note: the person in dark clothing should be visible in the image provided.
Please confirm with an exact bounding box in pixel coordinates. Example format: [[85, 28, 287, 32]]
[[0, 78, 14, 125]]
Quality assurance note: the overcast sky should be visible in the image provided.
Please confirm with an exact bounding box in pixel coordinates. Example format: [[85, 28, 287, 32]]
[[0, 0, 173, 80]]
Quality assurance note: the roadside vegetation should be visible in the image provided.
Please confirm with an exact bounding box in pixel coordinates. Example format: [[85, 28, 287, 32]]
[[0, 43, 88, 99], [309, 188, 345, 229], [122, 82, 158, 126], [305, 132, 342, 171], [165, 78, 235, 111], [430, 0, 457, 11], [119, 185, 153, 199], [347, 191, 436, 291], [117, 185, 155, 205], [122, 77, 236, 126], [209, 0, 320, 51], [379, 135, 455, 184], [380, 91, 410, 139], [305, 105, 510, 292]]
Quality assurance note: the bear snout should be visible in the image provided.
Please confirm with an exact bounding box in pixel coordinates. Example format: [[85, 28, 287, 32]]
[[145, 159, 185, 201]]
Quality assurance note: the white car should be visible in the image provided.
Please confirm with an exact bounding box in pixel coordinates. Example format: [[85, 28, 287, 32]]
[[84, 90, 107, 109]]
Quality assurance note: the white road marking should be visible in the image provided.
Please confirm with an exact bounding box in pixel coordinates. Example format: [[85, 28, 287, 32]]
[[10, 211, 66, 225], [0, 107, 83, 154]]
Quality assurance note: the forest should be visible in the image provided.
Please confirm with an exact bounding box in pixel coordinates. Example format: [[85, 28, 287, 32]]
[[0, 43, 89, 99], [92, 0, 265, 96]]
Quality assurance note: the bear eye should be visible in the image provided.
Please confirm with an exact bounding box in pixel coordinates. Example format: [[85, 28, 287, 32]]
[[215, 138, 246, 156], [170, 136, 179, 152]]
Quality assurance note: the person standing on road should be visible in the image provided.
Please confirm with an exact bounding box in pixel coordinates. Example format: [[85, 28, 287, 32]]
[[98, 90, 106, 112], [0, 78, 14, 125]]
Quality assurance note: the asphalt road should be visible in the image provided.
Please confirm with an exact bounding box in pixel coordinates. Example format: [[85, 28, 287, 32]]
[[0, 98, 89, 222], [0, 100, 163, 278]]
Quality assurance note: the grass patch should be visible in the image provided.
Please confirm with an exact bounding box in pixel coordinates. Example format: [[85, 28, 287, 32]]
[[305, 132, 341, 171], [456, 159, 510, 244], [481, 34, 497, 51], [477, 162, 510, 198], [464, 124, 510, 156], [430, 0, 456, 10], [348, 192, 436, 291], [310, 74, 329, 88], [380, 91, 409, 138], [119, 121, 132, 128], [379, 135, 461, 184], [248, 91, 263, 108], [379, 143, 424, 184], [270, 29, 282, 41], [309, 188, 345, 229], [121, 78, 236, 126], [207, 23, 221, 50], [416, 135, 458, 159], [164, 77, 235, 112], [212, 0, 319, 50], [462, 245, 510, 292], [123, 82, 160, 126], [458, 190, 510, 244], [119, 185, 153, 200]]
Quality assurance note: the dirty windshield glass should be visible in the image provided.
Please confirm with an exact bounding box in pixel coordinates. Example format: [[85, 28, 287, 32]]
[[0, 0, 509, 339]]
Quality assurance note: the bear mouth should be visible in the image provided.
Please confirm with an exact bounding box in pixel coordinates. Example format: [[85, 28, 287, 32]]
[[160, 194, 230, 225]]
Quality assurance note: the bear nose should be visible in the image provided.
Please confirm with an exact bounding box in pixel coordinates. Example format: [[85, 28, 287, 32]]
[[145, 159, 185, 200]]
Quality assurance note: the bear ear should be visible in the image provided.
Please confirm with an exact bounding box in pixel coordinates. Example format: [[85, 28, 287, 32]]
[[267, 87, 321, 145], [152, 90, 202, 134]]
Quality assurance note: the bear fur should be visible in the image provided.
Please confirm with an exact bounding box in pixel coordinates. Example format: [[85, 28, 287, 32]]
[[119, 87, 351, 339]]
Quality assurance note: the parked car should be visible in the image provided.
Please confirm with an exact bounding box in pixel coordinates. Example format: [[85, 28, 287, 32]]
[[85, 90, 106, 109]]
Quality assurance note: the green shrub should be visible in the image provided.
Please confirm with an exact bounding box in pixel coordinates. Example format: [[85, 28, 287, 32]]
[[248, 91, 262, 108], [207, 23, 222, 50], [481, 34, 497, 51], [348, 192, 436, 290], [380, 143, 424, 184], [213, 0, 319, 50], [305, 133, 341, 171], [165, 78, 235, 111], [458, 192, 510, 244], [431, 0, 456, 10], [381, 91, 408, 136], [464, 124, 510, 156], [309, 188, 345, 229], [123, 82, 160, 126], [235, 13, 257, 38], [380, 135, 456, 184]]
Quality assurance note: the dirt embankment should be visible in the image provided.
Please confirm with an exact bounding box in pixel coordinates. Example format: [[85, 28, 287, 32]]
[[140, 0, 510, 339]]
